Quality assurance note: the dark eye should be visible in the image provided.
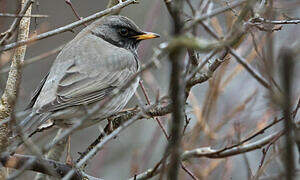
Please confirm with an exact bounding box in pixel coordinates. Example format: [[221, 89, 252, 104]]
[[119, 28, 129, 36]]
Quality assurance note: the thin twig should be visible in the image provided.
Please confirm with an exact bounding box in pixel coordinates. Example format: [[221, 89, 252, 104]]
[[0, 44, 64, 74], [199, 21, 272, 90], [132, 129, 286, 180], [184, 0, 247, 31], [217, 99, 300, 154], [250, 17, 300, 25], [62, 109, 153, 180], [252, 131, 284, 180], [0, 0, 34, 45], [0, 0, 138, 52], [0, 13, 48, 18], [65, 0, 87, 27], [139, 81, 169, 139], [0, 0, 33, 154]]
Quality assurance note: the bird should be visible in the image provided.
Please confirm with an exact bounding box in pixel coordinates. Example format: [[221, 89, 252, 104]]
[[21, 15, 160, 134]]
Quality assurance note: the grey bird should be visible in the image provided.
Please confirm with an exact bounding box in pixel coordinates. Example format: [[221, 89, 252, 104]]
[[21, 15, 159, 133]]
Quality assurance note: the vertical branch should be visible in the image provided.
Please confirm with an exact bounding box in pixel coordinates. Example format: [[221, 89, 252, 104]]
[[0, 0, 32, 153], [264, 0, 275, 86], [279, 48, 295, 180], [0, 0, 33, 45], [164, 0, 185, 180]]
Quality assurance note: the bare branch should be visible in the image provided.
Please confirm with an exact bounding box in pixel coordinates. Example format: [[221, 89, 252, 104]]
[[0, 0, 34, 45], [0, 13, 48, 18], [0, 44, 64, 74], [250, 17, 300, 25], [0, 154, 102, 180], [184, 0, 247, 31], [0, 0, 32, 153], [131, 130, 285, 180], [279, 47, 296, 180], [0, 0, 138, 53], [164, 0, 186, 179]]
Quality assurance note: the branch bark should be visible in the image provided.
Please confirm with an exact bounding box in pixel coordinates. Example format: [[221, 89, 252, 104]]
[[0, 129, 284, 180], [164, 0, 186, 179], [130, 130, 285, 180], [0, 0, 34, 45], [0, 0, 32, 153], [0, 154, 99, 180], [279, 47, 296, 180]]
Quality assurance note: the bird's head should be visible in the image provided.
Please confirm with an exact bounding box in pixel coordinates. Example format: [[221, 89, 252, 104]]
[[90, 15, 160, 52]]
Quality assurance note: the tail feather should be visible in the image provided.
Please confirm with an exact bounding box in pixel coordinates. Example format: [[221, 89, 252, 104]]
[[20, 112, 51, 136], [6, 112, 52, 155]]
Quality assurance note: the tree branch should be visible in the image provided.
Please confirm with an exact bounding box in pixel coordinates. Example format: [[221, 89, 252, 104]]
[[0, 0, 138, 53], [0, 154, 102, 180], [164, 0, 186, 179], [0, 0, 32, 153]]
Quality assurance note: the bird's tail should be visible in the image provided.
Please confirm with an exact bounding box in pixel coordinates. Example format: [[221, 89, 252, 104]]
[[6, 112, 52, 154], [20, 112, 51, 136]]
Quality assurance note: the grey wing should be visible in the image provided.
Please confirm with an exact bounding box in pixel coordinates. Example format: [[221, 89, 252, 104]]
[[38, 50, 137, 113], [39, 66, 135, 112], [26, 72, 49, 110]]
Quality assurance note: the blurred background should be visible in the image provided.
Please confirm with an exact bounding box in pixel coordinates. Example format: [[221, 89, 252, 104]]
[[0, 0, 299, 179]]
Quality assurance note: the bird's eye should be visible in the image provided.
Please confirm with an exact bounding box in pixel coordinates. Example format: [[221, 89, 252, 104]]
[[119, 28, 129, 36]]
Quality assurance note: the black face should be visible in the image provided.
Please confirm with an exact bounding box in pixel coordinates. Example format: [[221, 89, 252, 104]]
[[90, 16, 159, 53], [110, 24, 144, 51]]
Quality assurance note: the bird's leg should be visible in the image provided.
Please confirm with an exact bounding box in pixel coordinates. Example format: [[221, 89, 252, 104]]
[[66, 135, 73, 166], [107, 117, 114, 134]]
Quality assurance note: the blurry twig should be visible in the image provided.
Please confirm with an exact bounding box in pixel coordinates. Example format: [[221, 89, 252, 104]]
[[164, 0, 187, 179], [0, 13, 48, 18], [0, 154, 102, 180], [181, 163, 199, 180], [65, 0, 82, 20], [139, 81, 169, 139], [249, 17, 300, 25], [0, 0, 34, 45], [214, 89, 258, 132], [279, 47, 296, 180], [229, 48, 271, 89], [186, 0, 195, 15], [107, 0, 125, 15], [0, 0, 33, 154], [131, 129, 285, 180], [0, 44, 64, 74], [199, 21, 271, 90], [218, 98, 300, 153], [9, 126, 283, 180], [0, 0, 138, 52], [182, 130, 285, 159], [252, 131, 284, 180], [62, 108, 155, 180], [34, 129, 68, 180], [0, 1, 33, 179], [187, 50, 229, 88], [184, 0, 247, 31]]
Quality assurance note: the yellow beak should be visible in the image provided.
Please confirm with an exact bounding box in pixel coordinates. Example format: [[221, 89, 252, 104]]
[[134, 32, 160, 40]]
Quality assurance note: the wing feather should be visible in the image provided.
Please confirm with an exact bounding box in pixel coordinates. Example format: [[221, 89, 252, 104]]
[[36, 33, 138, 113]]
